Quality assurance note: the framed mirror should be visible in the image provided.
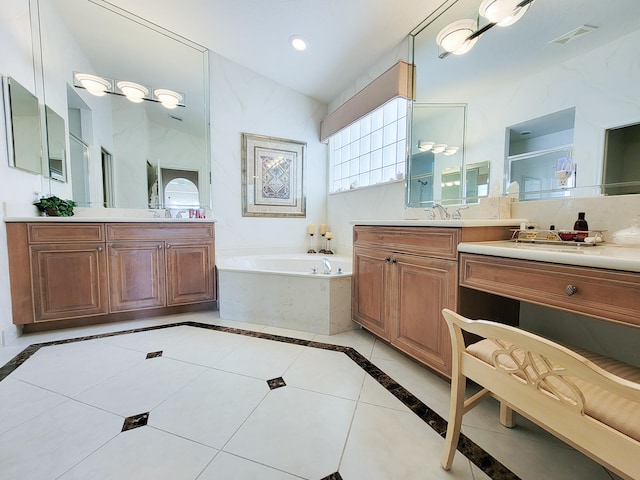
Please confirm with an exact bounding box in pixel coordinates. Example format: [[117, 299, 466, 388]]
[[2, 76, 44, 176], [409, 0, 640, 204], [37, 0, 210, 209]]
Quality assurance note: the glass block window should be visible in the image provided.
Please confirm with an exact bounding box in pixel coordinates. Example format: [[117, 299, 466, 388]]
[[328, 97, 408, 193]]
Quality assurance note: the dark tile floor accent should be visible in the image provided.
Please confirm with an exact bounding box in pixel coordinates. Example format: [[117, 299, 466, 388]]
[[0, 321, 519, 480], [146, 351, 163, 359], [267, 377, 287, 390], [320, 472, 343, 480], [122, 412, 150, 432]]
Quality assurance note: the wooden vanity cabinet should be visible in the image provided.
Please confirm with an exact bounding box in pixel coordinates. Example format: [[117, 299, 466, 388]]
[[165, 240, 216, 306], [6, 221, 216, 327], [460, 253, 640, 328], [106, 223, 216, 310], [26, 224, 109, 322], [352, 225, 513, 378], [107, 241, 166, 312]]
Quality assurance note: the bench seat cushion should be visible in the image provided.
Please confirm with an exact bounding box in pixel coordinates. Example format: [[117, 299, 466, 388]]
[[467, 339, 640, 442]]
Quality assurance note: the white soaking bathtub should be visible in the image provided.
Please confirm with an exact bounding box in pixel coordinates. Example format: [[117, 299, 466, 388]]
[[216, 254, 356, 335]]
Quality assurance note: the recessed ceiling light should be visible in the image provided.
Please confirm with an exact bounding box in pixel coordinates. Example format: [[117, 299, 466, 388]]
[[289, 35, 307, 51]]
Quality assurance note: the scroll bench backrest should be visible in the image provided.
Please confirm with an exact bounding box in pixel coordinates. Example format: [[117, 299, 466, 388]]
[[442, 309, 640, 425]]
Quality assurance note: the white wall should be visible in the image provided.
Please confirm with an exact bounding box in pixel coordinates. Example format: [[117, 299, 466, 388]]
[[210, 53, 328, 257], [0, 0, 50, 344]]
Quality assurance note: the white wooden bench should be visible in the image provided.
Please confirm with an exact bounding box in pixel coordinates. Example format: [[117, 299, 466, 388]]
[[440, 309, 640, 480]]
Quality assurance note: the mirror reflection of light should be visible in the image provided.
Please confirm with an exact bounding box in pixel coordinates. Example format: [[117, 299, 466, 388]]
[[479, 0, 534, 27]]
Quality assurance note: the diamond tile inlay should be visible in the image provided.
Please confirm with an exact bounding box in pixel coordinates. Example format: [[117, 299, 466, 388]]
[[122, 412, 150, 432], [146, 351, 163, 359], [320, 472, 344, 480], [267, 377, 287, 390]]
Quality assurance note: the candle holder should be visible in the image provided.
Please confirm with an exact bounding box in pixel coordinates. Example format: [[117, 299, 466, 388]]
[[318, 234, 328, 254], [325, 237, 334, 254], [307, 233, 316, 254]]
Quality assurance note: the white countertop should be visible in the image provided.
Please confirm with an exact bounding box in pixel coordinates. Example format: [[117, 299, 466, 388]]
[[458, 240, 640, 273], [352, 219, 525, 227], [3, 216, 216, 223]]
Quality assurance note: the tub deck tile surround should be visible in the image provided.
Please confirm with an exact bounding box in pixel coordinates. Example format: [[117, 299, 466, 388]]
[[0, 315, 616, 479]]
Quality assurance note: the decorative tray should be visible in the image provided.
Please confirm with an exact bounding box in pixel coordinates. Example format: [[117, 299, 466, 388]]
[[510, 229, 604, 246]]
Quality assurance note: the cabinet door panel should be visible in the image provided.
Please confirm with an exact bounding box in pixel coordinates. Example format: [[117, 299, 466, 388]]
[[352, 247, 391, 340], [108, 242, 165, 312], [166, 241, 215, 305], [392, 254, 457, 376], [30, 244, 108, 321]]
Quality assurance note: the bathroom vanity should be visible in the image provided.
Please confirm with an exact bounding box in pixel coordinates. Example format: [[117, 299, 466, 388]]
[[351, 221, 518, 378], [457, 241, 640, 328], [5, 218, 216, 331], [352, 222, 640, 378]]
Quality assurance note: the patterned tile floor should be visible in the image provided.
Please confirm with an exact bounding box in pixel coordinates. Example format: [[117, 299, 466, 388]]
[[0, 311, 620, 480]]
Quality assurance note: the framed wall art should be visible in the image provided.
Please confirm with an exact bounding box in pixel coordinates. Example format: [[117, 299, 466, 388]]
[[241, 133, 306, 217]]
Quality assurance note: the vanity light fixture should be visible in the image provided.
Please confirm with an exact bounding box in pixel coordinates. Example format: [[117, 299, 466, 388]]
[[479, 0, 534, 27], [153, 89, 183, 109], [74, 72, 185, 109], [437, 0, 534, 59], [116, 81, 149, 103], [436, 19, 479, 56], [289, 35, 308, 51], [419, 141, 459, 155], [74, 73, 112, 97]]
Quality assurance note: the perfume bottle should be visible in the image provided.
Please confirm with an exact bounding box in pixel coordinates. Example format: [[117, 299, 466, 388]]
[[574, 212, 589, 241], [574, 212, 588, 231]]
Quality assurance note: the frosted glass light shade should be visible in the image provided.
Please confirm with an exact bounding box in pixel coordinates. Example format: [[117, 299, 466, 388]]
[[75, 73, 111, 96], [432, 143, 447, 153], [154, 88, 183, 109], [436, 19, 478, 55], [117, 81, 149, 103], [418, 141, 435, 152], [479, 0, 533, 26], [443, 146, 460, 156]]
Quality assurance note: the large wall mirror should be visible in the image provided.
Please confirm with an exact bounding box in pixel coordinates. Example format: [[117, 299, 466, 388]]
[[36, 0, 210, 209], [408, 0, 640, 205]]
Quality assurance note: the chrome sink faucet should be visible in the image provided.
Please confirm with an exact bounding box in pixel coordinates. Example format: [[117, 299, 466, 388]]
[[432, 203, 451, 220]]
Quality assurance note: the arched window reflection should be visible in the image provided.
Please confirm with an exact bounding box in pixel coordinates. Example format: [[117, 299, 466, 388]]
[[164, 178, 199, 207]]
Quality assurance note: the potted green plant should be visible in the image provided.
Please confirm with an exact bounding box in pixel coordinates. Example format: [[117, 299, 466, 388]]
[[34, 195, 77, 217]]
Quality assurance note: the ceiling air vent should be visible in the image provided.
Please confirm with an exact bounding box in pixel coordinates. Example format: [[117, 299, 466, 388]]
[[550, 25, 598, 45]]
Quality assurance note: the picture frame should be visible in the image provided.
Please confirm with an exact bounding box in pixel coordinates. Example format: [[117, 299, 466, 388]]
[[241, 133, 306, 217]]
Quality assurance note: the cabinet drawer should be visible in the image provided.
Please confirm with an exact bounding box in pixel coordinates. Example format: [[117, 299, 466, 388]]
[[28, 223, 104, 243], [353, 226, 458, 259], [106, 223, 215, 241], [460, 253, 640, 327]]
